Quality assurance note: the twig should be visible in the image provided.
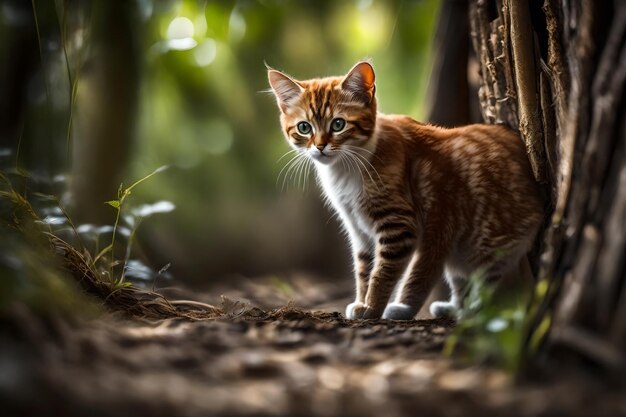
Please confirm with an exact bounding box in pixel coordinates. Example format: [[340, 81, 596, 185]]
[[507, 0, 546, 182]]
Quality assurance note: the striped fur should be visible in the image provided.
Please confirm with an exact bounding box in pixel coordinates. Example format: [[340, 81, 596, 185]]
[[269, 62, 544, 320]]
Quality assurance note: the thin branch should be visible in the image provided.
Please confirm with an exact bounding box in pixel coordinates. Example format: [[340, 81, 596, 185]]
[[507, 0, 546, 182]]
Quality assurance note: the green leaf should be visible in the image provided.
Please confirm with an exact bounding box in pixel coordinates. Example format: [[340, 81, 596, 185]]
[[105, 200, 120, 208], [529, 316, 552, 353], [94, 244, 113, 263], [535, 279, 549, 299], [125, 165, 169, 193], [111, 279, 133, 290]]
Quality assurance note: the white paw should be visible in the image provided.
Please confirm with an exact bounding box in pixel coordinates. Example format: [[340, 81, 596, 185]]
[[382, 302, 416, 320], [429, 301, 459, 318], [345, 302, 380, 320], [345, 302, 359, 319]]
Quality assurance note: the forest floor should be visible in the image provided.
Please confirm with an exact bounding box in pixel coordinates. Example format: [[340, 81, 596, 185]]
[[2, 275, 625, 417]]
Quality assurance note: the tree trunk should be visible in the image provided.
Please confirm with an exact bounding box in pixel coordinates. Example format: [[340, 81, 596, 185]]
[[68, 0, 140, 224], [426, 0, 479, 127], [469, 0, 626, 373]]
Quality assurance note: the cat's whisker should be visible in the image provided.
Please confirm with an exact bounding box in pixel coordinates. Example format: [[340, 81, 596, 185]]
[[342, 145, 379, 171], [302, 158, 311, 191], [339, 152, 354, 175], [304, 158, 313, 191], [281, 153, 305, 192], [277, 152, 302, 180], [342, 148, 381, 191], [343, 144, 373, 155], [292, 157, 302, 190], [342, 148, 367, 172], [276, 149, 298, 163], [344, 146, 385, 185], [307, 161, 313, 188], [355, 155, 384, 191], [338, 152, 347, 172], [289, 159, 304, 192], [295, 156, 307, 191], [350, 155, 377, 188], [277, 153, 303, 190], [342, 150, 366, 186], [295, 155, 310, 191], [304, 159, 312, 191], [338, 152, 349, 172], [345, 148, 384, 188], [352, 157, 366, 185], [344, 144, 383, 163], [280, 160, 296, 192], [301, 157, 311, 191], [289, 156, 306, 191]]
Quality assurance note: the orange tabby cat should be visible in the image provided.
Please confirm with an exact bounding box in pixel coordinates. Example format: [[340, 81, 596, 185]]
[[268, 62, 544, 320]]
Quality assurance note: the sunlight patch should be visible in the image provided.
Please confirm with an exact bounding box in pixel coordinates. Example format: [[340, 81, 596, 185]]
[[131, 201, 176, 218], [229, 9, 246, 42], [194, 39, 217, 66], [167, 16, 194, 39], [166, 16, 197, 51]]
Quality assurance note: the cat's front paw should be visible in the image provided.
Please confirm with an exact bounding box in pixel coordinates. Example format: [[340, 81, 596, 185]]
[[345, 302, 361, 319], [429, 301, 459, 319], [382, 302, 416, 320], [345, 302, 381, 320]]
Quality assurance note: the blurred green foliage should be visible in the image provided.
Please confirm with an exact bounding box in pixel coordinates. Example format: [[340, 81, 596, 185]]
[[444, 271, 536, 372], [1, 0, 440, 282], [131, 0, 440, 280]]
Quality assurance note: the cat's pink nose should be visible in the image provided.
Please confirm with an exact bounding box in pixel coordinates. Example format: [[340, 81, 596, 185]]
[[316, 144, 326, 153]]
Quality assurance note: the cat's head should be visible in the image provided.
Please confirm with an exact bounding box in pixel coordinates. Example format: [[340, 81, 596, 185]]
[[268, 62, 377, 166]]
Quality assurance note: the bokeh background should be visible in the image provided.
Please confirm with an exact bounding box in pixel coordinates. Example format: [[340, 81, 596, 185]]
[[1, 0, 440, 286]]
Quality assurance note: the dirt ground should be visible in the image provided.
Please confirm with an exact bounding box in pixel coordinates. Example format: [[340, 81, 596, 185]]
[[2, 275, 625, 417]]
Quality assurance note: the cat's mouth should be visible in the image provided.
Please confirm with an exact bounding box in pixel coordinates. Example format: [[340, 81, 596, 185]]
[[310, 152, 334, 164]]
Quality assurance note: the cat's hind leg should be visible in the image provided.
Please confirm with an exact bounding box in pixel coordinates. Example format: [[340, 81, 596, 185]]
[[430, 254, 533, 319], [382, 248, 445, 320], [429, 272, 467, 319], [430, 260, 517, 319]]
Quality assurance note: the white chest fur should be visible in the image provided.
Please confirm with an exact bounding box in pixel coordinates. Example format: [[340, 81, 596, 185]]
[[315, 164, 376, 249], [316, 164, 361, 207]]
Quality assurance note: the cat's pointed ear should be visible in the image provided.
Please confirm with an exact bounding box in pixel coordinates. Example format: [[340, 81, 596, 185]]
[[341, 61, 376, 104], [268, 69, 304, 110]]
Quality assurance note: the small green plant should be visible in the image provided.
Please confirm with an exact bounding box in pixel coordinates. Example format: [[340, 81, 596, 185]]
[[99, 165, 171, 288], [0, 166, 209, 320], [269, 275, 295, 298], [524, 279, 553, 355], [444, 269, 532, 373], [1, 165, 174, 291], [0, 173, 90, 315]]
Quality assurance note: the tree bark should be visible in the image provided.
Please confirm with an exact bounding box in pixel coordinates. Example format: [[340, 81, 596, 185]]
[[469, 0, 626, 374]]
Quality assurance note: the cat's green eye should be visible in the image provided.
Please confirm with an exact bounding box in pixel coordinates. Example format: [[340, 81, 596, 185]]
[[331, 118, 346, 132], [297, 121, 312, 135]]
